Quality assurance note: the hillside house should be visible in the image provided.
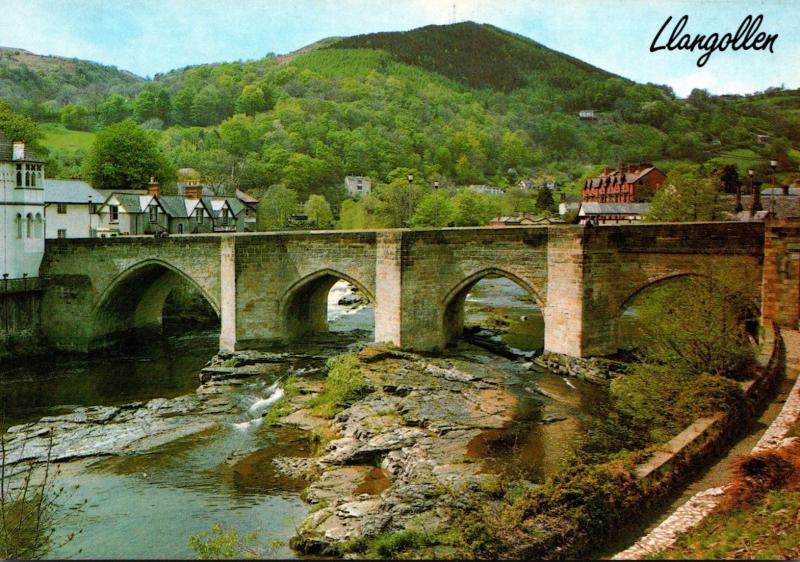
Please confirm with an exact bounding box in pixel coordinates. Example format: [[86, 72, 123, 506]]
[[469, 184, 504, 196], [578, 109, 597, 120], [582, 164, 666, 203], [345, 176, 371, 198]]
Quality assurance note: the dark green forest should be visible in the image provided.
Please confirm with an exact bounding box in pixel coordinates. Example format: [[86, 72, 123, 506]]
[[2, 22, 799, 228]]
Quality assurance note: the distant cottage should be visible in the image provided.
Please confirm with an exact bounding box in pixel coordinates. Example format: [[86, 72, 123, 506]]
[[582, 164, 666, 203], [468, 184, 504, 196], [344, 176, 371, 198]]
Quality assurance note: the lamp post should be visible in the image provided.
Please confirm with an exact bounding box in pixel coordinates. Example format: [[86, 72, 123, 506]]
[[734, 178, 743, 213], [770, 160, 778, 215], [406, 174, 413, 226], [749, 169, 762, 213]]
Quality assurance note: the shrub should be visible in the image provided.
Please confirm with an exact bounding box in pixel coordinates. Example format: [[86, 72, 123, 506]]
[[723, 441, 800, 508], [309, 353, 370, 418]]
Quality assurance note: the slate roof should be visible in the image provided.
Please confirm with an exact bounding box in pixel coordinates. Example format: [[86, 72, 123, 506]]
[[579, 202, 651, 215], [236, 188, 259, 204], [0, 130, 45, 162], [44, 179, 104, 203], [158, 195, 191, 218]]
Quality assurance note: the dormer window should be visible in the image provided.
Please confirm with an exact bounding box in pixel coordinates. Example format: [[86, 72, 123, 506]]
[[221, 208, 229, 225], [195, 209, 204, 224], [110, 205, 119, 223], [149, 205, 158, 222]]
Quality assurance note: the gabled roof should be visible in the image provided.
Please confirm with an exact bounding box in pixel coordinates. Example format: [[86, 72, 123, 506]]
[[44, 179, 104, 204], [202, 196, 243, 218], [99, 193, 163, 214]]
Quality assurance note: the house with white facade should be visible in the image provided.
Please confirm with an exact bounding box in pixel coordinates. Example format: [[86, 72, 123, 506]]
[[0, 133, 45, 279], [344, 176, 371, 198], [44, 179, 105, 239], [468, 184, 504, 196]]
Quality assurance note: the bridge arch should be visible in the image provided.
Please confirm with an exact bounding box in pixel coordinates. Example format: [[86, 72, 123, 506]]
[[616, 272, 760, 351], [280, 268, 375, 342], [441, 267, 544, 348], [91, 259, 220, 350]]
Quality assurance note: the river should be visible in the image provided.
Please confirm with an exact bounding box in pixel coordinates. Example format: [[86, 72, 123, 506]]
[[0, 277, 605, 559]]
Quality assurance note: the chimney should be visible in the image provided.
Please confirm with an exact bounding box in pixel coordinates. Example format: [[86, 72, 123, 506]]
[[185, 183, 202, 200], [12, 141, 25, 161], [147, 176, 161, 197]]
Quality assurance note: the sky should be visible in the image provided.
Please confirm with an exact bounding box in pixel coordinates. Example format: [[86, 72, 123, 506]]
[[1, 0, 798, 97]]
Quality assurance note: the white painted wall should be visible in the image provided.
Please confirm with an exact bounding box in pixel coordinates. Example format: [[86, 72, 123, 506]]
[[0, 162, 45, 278], [45, 203, 95, 238]]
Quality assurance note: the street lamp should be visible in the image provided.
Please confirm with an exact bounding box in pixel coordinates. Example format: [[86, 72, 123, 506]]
[[770, 160, 779, 215], [749, 169, 762, 213]]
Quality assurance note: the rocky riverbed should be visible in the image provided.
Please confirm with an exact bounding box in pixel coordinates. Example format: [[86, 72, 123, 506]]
[[202, 342, 603, 556]]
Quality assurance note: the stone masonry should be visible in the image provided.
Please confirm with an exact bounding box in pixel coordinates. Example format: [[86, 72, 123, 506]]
[[39, 222, 765, 356]]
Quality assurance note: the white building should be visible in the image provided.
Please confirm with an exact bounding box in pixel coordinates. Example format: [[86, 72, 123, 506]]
[[0, 134, 45, 279], [44, 179, 105, 239], [344, 176, 371, 198], [468, 184, 504, 196]]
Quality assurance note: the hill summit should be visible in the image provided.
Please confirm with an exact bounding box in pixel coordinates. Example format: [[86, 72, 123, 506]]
[[329, 21, 618, 92]]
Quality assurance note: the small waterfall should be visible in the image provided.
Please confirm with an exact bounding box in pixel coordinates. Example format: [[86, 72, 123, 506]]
[[233, 381, 283, 432]]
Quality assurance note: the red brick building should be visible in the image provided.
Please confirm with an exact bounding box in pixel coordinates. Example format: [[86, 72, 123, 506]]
[[582, 164, 667, 203]]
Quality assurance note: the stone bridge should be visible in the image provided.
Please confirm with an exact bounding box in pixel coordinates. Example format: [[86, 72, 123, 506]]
[[39, 222, 765, 358]]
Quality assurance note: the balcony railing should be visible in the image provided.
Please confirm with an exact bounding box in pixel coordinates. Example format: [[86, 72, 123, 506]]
[[0, 276, 42, 294]]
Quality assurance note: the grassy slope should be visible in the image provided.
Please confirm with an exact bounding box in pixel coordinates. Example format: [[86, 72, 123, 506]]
[[39, 123, 95, 152], [653, 490, 800, 560]]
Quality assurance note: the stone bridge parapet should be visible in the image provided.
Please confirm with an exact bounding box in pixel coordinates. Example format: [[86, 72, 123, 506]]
[[40, 222, 765, 357]]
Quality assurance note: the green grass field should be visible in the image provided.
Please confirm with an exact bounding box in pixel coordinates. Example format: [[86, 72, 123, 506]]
[[39, 122, 96, 153]]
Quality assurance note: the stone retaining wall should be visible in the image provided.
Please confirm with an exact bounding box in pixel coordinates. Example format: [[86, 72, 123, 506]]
[[613, 321, 788, 560]]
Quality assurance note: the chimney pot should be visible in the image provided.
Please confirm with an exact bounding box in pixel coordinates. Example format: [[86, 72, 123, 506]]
[[12, 141, 25, 161]]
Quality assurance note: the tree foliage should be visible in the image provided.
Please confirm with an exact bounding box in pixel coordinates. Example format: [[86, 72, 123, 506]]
[[257, 184, 298, 230], [304, 193, 334, 228], [83, 119, 174, 190]]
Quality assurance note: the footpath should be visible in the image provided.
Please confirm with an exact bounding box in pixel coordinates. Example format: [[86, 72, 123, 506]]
[[613, 329, 800, 559]]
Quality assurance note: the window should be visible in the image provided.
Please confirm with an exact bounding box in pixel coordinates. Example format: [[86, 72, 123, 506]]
[[57, 229, 67, 239], [57, 203, 67, 214], [26, 213, 33, 238], [149, 205, 158, 222], [110, 205, 119, 222], [35, 213, 43, 238], [195, 209, 204, 224], [221, 208, 229, 225], [15, 213, 22, 238], [177, 223, 184, 234], [24, 170, 30, 187], [15, 164, 22, 187]]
